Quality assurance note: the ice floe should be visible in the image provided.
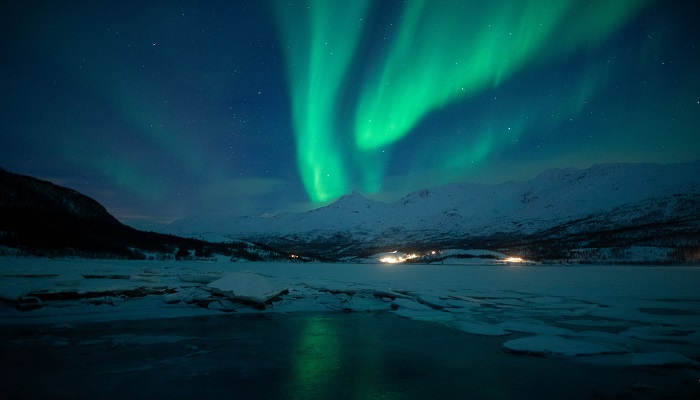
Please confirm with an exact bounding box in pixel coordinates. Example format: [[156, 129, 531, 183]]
[[502, 335, 619, 357], [207, 271, 288, 305]]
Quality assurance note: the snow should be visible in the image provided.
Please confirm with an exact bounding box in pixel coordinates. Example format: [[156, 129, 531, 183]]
[[206, 271, 287, 304], [1, 257, 700, 370], [161, 161, 700, 260]]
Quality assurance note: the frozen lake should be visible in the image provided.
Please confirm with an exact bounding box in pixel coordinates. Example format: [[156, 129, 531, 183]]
[[1, 259, 699, 398]]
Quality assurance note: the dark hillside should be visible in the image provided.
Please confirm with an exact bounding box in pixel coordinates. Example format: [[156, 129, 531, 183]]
[[0, 168, 241, 259], [0, 168, 119, 224]]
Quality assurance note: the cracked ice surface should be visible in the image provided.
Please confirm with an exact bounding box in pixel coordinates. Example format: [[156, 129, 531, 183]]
[[1, 258, 699, 367]]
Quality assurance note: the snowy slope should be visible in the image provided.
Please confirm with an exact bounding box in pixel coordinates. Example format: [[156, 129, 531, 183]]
[[164, 161, 700, 258]]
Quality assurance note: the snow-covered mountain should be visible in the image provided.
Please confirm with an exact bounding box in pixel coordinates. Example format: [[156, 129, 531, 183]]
[[164, 161, 700, 261]]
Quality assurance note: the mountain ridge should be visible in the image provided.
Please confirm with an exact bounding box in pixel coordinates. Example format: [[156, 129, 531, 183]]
[[164, 160, 700, 261]]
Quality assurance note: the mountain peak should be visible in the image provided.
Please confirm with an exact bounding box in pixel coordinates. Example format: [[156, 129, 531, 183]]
[[330, 190, 379, 210], [343, 189, 364, 198], [333, 190, 366, 203]]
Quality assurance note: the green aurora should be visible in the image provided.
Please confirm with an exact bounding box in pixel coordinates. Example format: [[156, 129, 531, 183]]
[[274, 0, 372, 202], [275, 0, 651, 202]]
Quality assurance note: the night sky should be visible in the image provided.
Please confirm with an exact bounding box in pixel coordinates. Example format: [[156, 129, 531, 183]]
[[2, 0, 699, 229]]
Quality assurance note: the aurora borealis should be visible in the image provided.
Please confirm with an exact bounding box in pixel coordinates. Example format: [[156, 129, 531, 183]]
[[274, 0, 372, 202], [1, 0, 699, 226], [274, 0, 652, 201]]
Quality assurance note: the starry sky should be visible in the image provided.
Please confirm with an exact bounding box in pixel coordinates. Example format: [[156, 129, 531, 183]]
[[1, 0, 699, 229]]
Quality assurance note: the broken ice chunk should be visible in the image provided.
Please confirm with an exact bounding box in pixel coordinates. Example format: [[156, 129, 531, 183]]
[[207, 272, 287, 305]]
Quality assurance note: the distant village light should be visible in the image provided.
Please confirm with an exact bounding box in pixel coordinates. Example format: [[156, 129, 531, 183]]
[[379, 251, 419, 263]]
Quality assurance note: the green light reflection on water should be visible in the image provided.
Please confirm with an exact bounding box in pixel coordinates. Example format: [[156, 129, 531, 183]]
[[288, 315, 401, 400], [290, 316, 341, 399]]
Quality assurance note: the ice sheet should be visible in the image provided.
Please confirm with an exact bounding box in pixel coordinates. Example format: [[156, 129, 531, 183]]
[[2, 257, 699, 366]]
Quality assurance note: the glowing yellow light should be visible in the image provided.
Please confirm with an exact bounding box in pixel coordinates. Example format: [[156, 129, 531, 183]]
[[379, 251, 419, 263], [504, 257, 524, 263]]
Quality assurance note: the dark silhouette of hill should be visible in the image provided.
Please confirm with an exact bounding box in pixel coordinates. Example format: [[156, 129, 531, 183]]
[[0, 168, 252, 259]]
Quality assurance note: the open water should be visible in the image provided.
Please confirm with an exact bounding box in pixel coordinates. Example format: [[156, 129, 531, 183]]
[[2, 311, 698, 399]]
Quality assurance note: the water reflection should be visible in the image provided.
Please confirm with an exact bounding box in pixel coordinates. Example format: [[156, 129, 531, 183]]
[[289, 315, 400, 400], [291, 316, 341, 399]]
